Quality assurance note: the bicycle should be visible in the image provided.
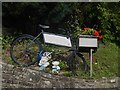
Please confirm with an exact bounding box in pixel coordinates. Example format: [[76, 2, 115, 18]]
[[10, 24, 88, 74]]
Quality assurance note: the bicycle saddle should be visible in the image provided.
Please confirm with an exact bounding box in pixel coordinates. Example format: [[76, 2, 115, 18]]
[[39, 24, 50, 29]]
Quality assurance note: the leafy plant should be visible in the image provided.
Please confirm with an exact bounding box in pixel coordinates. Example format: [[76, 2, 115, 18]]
[[80, 29, 96, 35], [2, 35, 13, 49], [59, 60, 68, 70]]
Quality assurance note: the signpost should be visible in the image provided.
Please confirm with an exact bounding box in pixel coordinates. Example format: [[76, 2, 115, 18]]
[[90, 48, 93, 77], [79, 35, 98, 77]]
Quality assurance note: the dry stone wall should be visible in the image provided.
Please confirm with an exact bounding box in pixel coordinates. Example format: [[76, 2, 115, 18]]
[[1, 62, 119, 89]]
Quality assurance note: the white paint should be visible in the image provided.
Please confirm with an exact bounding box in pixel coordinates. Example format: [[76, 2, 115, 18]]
[[79, 37, 98, 48], [90, 49, 93, 77], [43, 33, 72, 47]]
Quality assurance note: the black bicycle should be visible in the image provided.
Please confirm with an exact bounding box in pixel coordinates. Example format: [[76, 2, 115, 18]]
[[10, 24, 88, 74]]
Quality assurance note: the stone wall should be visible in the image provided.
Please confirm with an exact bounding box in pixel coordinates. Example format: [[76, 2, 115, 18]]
[[2, 62, 119, 89]]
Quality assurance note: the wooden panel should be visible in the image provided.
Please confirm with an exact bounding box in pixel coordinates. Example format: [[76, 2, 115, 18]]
[[43, 33, 72, 47], [79, 35, 98, 48]]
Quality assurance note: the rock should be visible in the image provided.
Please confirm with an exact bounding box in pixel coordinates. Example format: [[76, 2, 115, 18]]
[[29, 78, 32, 81], [44, 81, 52, 88], [2, 62, 119, 88], [110, 79, 116, 83]]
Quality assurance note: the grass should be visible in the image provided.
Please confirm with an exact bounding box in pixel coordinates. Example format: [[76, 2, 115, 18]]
[[92, 43, 118, 78], [2, 34, 119, 79]]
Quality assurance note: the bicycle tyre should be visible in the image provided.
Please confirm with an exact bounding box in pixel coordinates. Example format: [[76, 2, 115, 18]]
[[10, 34, 42, 66], [67, 51, 88, 75]]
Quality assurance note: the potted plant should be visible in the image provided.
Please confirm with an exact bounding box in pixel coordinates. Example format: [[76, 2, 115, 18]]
[[78, 28, 99, 52]]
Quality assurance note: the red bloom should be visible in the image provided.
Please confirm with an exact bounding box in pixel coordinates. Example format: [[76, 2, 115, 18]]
[[99, 35, 103, 39], [93, 31, 103, 40], [83, 28, 87, 30], [93, 31, 99, 36]]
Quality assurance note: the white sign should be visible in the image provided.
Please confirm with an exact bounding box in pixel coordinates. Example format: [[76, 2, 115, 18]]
[[79, 35, 98, 48], [43, 33, 72, 47]]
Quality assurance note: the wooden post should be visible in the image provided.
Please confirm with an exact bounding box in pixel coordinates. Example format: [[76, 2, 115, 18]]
[[90, 48, 93, 78]]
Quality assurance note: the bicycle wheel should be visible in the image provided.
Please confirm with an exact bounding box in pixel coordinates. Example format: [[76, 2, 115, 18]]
[[10, 34, 42, 66], [67, 51, 88, 75]]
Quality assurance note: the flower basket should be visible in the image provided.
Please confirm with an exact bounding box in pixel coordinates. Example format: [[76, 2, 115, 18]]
[[78, 28, 98, 52]]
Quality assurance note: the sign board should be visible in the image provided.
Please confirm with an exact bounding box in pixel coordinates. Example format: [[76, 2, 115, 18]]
[[79, 35, 98, 48], [43, 32, 72, 47]]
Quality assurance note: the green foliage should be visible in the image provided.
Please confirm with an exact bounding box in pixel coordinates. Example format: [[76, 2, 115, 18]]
[[2, 35, 13, 64], [63, 71, 73, 77], [64, 2, 120, 45], [2, 2, 120, 45], [96, 3, 120, 44], [80, 29, 96, 35], [48, 3, 72, 23], [59, 60, 68, 70], [2, 35, 13, 49], [93, 43, 118, 78]]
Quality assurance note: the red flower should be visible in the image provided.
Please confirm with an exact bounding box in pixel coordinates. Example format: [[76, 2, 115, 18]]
[[99, 35, 103, 39], [83, 28, 87, 30], [93, 31, 103, 40], [93, 31, 99, 36]]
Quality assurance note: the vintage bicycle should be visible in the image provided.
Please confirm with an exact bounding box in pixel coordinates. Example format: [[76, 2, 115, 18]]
[[10, 24, 88, 74]]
